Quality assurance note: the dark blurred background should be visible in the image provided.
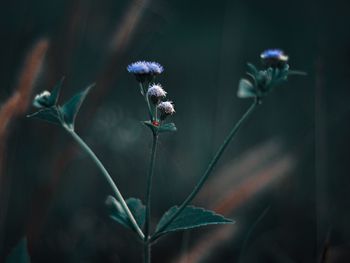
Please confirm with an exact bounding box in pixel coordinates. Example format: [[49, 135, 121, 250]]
[[0, 0, 349, 262]]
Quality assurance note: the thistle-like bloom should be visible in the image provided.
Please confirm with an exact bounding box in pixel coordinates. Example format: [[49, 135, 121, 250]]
[[157, 101, 175, 120], [146, 62, 164, 74], [127, 61, 150, 74], [260, 49, 288, 68], [147, 84, 167, 104], [33, 90, 51, 108], [127, 61, 164, 82]]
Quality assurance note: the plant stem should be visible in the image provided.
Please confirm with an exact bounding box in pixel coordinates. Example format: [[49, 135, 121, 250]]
[[144, 134, 158, 263], [151, 98, 259, 242], [65, 127, 145, 240], [140, 83, 153, 121]]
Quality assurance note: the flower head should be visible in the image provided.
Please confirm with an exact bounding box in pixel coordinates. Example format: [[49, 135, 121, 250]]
[[147, 84, 167, 104], [157, 101, 175, 120], [146, 62, 164, 74], [127, 61, 150, 74], [127, 61, 164, 83], [260, 49, 289, 68], [33, 90, 52, 108]]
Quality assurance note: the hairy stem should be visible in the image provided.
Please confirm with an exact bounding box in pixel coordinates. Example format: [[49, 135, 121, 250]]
[[144, 134, 158, 262], [151, 98, 259, 242], [66, 128, 145, 240]]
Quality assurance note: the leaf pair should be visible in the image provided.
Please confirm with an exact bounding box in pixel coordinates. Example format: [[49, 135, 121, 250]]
[[143, 120, 177, 134], [106, 196, 146, 232], [28, 78, 94, 130], [107, 197, 234, 241]]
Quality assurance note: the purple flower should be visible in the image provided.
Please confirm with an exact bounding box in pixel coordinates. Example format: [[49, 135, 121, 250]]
[[146, 62, 164, 74], [260, 49, 289, 68], [127, 61, 164, 82], [127, 61, 150, 74]]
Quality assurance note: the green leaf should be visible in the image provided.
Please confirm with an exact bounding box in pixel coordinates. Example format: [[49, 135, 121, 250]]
[[106, 196, 145, 231], [61, 83, 94, 129], [47, 77, 64, 106], [154, 206, 234, 237], [5, 237, 30, 263], [237, 79, 256, 98], [27, 107, 61, 126], [158, 123, 177, 133], [143, 121, 177, 134]]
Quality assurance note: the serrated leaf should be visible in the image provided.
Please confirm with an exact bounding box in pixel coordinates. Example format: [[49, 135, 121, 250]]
[[27, 108, 61, 126], [237, 79, 256, 98], [61, 84, 94, 129], [154, 206, 234, 237], [5, 237, 30, 263], [158, 123, 177, 133], [47, 77, 64, 106], [106, 196, 145, 231]]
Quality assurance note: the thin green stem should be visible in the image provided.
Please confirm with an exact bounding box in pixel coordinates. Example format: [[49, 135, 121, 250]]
[[140, 82, 153, 121], [144, 243, 151, 263], [143, 134, 158, 262], [65, 127, 145, 240], [150, 98, 259, 242]]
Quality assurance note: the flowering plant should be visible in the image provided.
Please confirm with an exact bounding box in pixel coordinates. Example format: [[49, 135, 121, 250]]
[[20, 50, 304, 263]]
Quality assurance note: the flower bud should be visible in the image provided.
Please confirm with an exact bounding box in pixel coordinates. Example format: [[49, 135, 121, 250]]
[[157, 101, 175, 120], [33, 90, 52, 108], [147, 84, 167, 104]]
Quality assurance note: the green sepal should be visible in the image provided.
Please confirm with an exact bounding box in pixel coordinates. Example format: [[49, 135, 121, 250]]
[[237, 79, 257, 98], [106, 196, 145, 232], [246, 63, 258, 77], [5, 237, 30, 263], [27, 107, 61, 126], [154, 205, 234, 238], [61, 83, 95, 129]]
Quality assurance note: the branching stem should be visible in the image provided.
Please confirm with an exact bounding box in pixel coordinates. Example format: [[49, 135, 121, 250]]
[[151, 98, 259, 242]]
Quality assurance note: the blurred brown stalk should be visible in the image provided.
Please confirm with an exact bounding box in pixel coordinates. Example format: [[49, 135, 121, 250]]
[[0, 38, 49, 251], [173, 140, 295, 263], [27, 0, 150, 245]]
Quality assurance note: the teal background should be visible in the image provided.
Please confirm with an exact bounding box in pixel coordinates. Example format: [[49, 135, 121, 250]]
[[0, 0, 349, 262]]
